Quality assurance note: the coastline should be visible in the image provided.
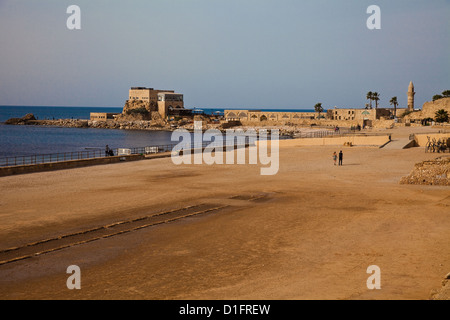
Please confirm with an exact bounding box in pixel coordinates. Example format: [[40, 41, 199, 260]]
[[2, 116, 330, 137]]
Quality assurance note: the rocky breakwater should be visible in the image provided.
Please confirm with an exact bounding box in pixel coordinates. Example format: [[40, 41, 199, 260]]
[[4, 113, 174, 131], [5, 114, 90, 128], [89, 119, 170, 131]]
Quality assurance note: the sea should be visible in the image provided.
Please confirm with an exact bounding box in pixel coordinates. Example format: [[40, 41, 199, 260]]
[[0, 106, 314, 158]]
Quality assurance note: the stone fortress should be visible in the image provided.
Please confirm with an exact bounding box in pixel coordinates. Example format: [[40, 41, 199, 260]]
[[91, 87, 186, 121], [127, 87, 184, 118]]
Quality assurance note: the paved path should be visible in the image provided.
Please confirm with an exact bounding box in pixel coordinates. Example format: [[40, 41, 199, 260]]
[[381, 138, 412, 149]]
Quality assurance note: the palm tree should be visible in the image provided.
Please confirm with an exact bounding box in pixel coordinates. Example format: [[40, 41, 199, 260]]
[[366, 91, 373, 109], [389, 96, 398, 118], [314, 103, 324, 119], [372, 92, 380, 109], [435, 109, 449, 123]]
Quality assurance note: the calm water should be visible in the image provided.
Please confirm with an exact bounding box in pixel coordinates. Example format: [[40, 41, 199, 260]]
[[0, 106, 314, 157], [0, 106, 173, 157]]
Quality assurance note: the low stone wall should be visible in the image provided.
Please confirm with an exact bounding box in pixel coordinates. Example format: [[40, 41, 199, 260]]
[[0, 154, 145, 177], [372, 120, 395, 129], [276, 134, 391, 147], [240, 119, 359, 127], [414, 133, 450, 147], [240, 118, 397, 129], [400, 156, 450, 186]]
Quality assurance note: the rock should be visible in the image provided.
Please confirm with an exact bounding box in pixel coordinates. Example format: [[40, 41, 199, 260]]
[[404, 97, 450, 121], [75, 121, 89, 128], [4, 118, 22, 125], [22, 113, 36, 121], [4, 113, 36, 125], [400, 156, 450, 186], [121, 100, 154, 120]]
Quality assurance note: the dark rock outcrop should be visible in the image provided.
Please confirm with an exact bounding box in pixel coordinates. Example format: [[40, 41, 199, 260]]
[[4, 113, 36, 125]]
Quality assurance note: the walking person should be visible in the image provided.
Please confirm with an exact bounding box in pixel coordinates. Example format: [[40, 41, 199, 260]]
[[333, 151, 337, 166], [338, 150, 343, 166]]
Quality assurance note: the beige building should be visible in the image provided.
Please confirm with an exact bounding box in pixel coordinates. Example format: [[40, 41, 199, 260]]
[[225, 107, 403, 128], [157, 92, 184, 118], [327, 108, 393, 127], [127, 87, 184, 118], [90, 112, 120, 121], [128, 87, 175, 102], [225, 110, 316, 122]]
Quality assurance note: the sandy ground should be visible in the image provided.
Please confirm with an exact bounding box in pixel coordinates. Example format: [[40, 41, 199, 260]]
[[0, 126, 449, 300]]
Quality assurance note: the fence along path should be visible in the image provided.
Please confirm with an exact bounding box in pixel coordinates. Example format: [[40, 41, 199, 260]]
[[0, 139, 256, 168]]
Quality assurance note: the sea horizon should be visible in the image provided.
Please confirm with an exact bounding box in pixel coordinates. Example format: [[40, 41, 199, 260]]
[[0, 105, 318, 124], [0, 105, 318, 111]]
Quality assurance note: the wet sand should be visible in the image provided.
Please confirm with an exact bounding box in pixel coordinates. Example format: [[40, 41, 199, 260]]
[[0, 130, 449, 299]]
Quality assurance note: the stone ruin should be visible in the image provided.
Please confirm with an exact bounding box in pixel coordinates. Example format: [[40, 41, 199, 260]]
[[400, 156, 450, 186], [431, 272, 450, 300]]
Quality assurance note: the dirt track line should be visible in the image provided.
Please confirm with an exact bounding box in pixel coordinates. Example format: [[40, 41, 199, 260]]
[[0, 204, 201, 254], [0, 205, 229, 266]]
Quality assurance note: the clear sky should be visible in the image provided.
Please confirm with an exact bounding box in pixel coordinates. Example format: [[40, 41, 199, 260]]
[[0, 0, 448, 110]]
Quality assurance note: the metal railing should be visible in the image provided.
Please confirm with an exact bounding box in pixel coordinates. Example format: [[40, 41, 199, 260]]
[[0, 150, 107, 167], [294, 130, 345, 138], [295, 130, 340, 138], [293, 130, 390, 139], [0, 139, 258, 168]]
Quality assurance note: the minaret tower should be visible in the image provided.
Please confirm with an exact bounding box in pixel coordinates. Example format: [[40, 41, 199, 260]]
[[407, 81, 415, 111]]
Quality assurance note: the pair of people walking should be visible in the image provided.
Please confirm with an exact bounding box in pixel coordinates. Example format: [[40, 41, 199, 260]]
[[333, 151, 343, 166]]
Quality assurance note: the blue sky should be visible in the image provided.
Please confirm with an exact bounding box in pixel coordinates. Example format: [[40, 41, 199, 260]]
[[0, 0, 448, 109]]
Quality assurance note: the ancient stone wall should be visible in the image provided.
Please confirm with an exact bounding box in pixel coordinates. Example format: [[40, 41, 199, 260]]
[[404, 97, 450, 121], [400, 156, 450, 186]]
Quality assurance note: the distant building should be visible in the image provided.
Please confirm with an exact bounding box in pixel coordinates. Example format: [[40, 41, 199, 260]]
[[128, 87, 174, 103], [224, 107, 405, 128], [225, 110, 316, 122], [90, 112, 120, 121], [157, 92, 184, 117], [127, 87, 184, 118], [327, 108, 392, 127]]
